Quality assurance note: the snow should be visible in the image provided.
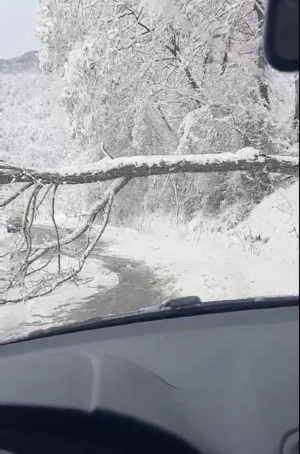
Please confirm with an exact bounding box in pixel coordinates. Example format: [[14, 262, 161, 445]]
[[103, 226, 298, 301], [103, 182, 299, 302], [0, 262, 118, 343], [137, 0, 264, 77], [177, 108, 205, 153], [235, 181, 299, 259], [236, 147, 261, 159], [287, 143, 299, 156]]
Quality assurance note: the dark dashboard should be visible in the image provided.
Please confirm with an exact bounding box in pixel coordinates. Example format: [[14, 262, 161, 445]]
[[0, 298, 299, 454]]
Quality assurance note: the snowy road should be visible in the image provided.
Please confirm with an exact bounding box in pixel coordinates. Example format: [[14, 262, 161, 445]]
[[53, 234, 164, 326], [0, 225, 165, 342]]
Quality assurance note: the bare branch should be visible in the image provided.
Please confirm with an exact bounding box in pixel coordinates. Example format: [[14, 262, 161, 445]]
[[20, 185, 42, 280], [2, 189, 115, 304], [27, 176, 131, 266], [100, 142, 114, 160], [51, 184, 61, 274], [117, 2, 152, 33], [36, 184, 53, 212], [83, 0, 101, 8], [157, 104, 177, 136], [26, 251, 55, 278], [0, 183, 33, 207], [22, 187, 38, 254]]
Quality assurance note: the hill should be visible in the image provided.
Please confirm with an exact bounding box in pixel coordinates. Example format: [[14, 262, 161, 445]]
[[0, 51, 40, 74]]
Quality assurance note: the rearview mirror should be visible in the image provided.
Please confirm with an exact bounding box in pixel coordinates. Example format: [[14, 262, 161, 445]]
[[265, 0, 299, 72]]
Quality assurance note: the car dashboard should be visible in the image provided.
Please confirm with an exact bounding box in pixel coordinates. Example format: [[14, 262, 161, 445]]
[[0, 298, 299, 454]]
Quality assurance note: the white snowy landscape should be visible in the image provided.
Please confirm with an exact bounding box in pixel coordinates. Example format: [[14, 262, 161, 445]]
[[0, 0, 299, 342]]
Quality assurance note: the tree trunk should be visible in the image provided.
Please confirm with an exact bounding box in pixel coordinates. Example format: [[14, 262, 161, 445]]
[[295, 76, 299, 140], [0, 152, 298, 185], [254, 0, 270, 108]]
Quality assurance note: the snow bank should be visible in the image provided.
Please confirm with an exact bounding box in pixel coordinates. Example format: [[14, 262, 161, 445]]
[[234, 181, 299, 260], [104, 182, 299, 302]]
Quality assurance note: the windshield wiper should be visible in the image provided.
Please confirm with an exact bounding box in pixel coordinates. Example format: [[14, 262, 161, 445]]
[[1, 295, 298, 346], [159, 296, 202, 309]]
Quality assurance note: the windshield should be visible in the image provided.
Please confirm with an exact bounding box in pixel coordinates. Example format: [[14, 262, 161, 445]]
[[0, 0, 299, 343]]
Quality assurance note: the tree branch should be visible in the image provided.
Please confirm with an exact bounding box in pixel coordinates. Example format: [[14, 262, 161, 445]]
[[2, 190, 116, 304], [36, 184, 53, 212], [0, 183, 34, 207], [26, 176, 131, 266], [20, 185, 42, 281], [51, 184, 61, 274], [117, 2, 152, 33]]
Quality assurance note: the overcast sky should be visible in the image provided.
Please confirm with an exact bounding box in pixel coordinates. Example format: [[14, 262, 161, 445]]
[[0, 0, 40, 59]]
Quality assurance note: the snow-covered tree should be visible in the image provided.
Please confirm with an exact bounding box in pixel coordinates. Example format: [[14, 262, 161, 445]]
[[36, 0, 297, 159], [0, 72, 68, 168]]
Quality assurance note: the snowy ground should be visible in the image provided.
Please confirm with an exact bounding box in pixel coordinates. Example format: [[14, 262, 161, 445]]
[[104, 181, 299, 301]]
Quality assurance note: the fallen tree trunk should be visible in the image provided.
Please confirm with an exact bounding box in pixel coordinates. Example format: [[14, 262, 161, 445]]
[[0, 151, 298, 185]]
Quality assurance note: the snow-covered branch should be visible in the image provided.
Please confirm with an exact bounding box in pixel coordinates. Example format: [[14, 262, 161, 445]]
[[0, 150, 298, 186]]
